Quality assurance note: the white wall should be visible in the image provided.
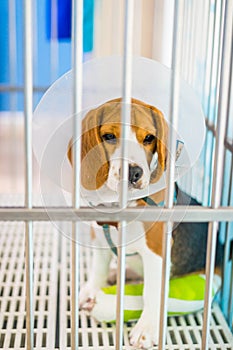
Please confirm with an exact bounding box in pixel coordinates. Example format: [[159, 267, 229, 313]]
[[93, 0, 174, 67]]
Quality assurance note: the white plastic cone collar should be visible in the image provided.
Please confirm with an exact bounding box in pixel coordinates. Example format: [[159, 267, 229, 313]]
[[33, 56, 205, 204]]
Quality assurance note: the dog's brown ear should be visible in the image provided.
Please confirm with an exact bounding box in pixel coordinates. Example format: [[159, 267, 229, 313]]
[[149, 106, 168, 183], [81, 107, 109, 190], [67, 106, 109, 190]]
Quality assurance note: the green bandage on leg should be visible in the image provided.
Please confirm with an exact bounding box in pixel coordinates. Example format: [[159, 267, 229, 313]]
[[90, 274, 221, 322]]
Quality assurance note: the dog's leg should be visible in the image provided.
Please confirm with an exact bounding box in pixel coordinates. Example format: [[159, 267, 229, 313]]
[[79, 245, 112, 311], [129, 245, 162, 349]]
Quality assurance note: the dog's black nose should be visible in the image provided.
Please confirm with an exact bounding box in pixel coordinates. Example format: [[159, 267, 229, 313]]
[[129, 165, 143, 184]]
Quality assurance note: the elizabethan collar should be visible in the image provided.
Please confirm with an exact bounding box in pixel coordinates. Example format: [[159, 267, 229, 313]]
[[33, 56, 205, 204]]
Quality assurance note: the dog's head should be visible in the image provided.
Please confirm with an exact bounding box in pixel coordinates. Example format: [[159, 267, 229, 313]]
[[67, 98, 167, 192]]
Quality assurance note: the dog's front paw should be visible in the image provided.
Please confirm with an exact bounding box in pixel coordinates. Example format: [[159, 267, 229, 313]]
[[79, 282, 99, 312], [129, 312, 159, 349]]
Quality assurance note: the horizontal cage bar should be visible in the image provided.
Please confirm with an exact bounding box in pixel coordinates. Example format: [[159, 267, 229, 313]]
[[0, 206, 233, 222]]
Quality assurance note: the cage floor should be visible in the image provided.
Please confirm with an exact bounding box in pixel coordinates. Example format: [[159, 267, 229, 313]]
[[0, 221, 233, 350]]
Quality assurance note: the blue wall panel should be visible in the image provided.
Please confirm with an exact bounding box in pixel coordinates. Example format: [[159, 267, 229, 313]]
[[0, 0, 94, 111]]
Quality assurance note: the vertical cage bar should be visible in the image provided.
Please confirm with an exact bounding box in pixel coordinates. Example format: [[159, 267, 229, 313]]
[[202, 0, 233, 348], [23, 0, 34, 349], [202, 0, 224, 206], [201, 0, 211, 106], [158, 1, 184, 349], [201, 0, 215, 205], [229, 250, 233, 327], [115, 1, 134, 349], [33, 3, 39, 106], [120, 3, 134, 204], [71, 0, 83, 349], [72, 0, 83, 204]]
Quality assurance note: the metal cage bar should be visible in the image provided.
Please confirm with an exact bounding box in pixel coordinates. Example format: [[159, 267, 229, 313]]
[[115, 1, 134, 348], [23, 1, 34, 349], [159, 1, 184, 348], [202, 0, 224, 206], [201, 0, 211, 105], [0, 206, 233, 222], [71, 0, 83, 349]]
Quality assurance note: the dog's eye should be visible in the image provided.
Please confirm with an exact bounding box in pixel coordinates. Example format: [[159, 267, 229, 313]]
[[143, 134, 155, 145], [102, 133, 117, 144]]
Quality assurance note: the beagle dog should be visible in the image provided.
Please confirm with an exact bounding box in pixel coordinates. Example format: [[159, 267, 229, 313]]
[[67, 98, 222, 349]]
